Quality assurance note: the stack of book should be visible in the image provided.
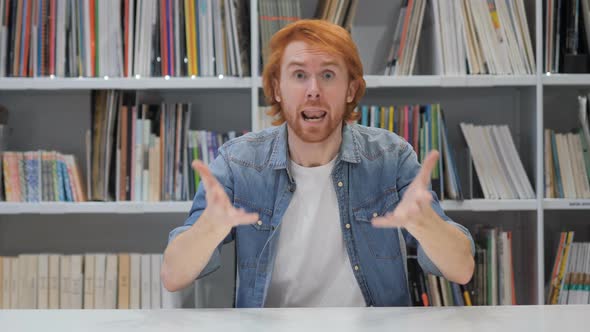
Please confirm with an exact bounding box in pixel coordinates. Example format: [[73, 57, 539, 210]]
[[408, 225, 517, 306], [1, 151, 85, 202], [545, 0, 590, 73], [385, 0, 534, 76], [315, 0, 358, 31], [547, 232, 590, 305], [258, 0, 302, 67], [384, 0, 427, 76], [0, 0, 250, 78], [0, 253, 186, 309], [545, 129, 590, 199], [356, 103, 462, 201], [470, 226, 516, 306], [461, 123, 535, 199], [407, 256, 471, 306], [89, 90, 241, 202], [545, 94, 590, 198]]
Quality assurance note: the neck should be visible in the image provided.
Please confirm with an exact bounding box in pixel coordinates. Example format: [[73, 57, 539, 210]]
[[287, 124, 343, 167]]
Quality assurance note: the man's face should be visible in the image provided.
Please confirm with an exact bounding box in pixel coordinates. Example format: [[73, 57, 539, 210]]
[[275, 40, 357, 143]]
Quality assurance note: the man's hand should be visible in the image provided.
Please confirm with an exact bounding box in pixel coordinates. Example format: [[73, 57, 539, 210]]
[[192, 160, 260, 229], [371, 150, 440, 231]]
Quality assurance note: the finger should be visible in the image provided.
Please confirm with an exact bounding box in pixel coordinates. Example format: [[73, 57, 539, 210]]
[[192, 160, 221, 191], [415, 150, 440, 187], [371, 215, 402, 228], [233, 213, 261, 226], [229, 209, 260, 226]]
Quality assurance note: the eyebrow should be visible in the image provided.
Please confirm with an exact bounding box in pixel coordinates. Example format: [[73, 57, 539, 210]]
[[286, 60, 342, 69]]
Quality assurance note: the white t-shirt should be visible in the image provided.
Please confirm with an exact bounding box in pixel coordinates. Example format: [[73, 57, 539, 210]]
[[264, 157, 366, 307]]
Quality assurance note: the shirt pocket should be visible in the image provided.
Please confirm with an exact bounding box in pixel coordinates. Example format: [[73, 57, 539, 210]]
[[352, 189, 401, 260], [234, 199, 274, 270], [234, 198, 274, 231]]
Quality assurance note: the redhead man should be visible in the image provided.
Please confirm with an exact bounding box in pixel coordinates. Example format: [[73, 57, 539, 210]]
[[162, 20, 474, 308]]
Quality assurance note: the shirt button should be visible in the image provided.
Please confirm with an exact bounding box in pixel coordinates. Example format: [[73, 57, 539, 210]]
[[354, 265, 359, 271], [257, 220, 263, 226], [337, 181, 343, 187], [372, 212, 378, 217], [345, 223, 351, 229]]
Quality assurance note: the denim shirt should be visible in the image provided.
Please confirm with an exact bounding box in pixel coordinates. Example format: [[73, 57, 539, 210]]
[[168, 123, 475, 308]]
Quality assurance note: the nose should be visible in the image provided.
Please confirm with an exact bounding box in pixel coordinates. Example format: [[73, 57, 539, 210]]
[[306, 77, 320, 100]]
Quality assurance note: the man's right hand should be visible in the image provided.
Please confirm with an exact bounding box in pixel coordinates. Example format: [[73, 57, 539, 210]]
[[192, 160, 260, 231], [162, 159, 259, 292]]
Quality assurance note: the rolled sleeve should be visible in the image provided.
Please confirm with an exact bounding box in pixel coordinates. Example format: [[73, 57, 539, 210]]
[[168, 214, 225, 280], [417, 198, 475, 276]]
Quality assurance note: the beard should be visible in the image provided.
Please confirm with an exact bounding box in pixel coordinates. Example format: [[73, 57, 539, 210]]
[[283, 102, 345, 143]]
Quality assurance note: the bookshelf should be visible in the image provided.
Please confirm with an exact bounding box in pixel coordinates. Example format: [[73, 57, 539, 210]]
[[0, 0, 589, 308], [0, 199, 540, 215], [0, 77, 253, 90]]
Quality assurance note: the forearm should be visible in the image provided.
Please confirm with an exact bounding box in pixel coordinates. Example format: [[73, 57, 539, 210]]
[[161, 213, 231, 292], [407, 211, 474, 285]]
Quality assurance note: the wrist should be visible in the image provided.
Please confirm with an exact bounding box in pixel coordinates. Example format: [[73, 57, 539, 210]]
[[406, 211, 443, 241], [190, 210, 232, 240]]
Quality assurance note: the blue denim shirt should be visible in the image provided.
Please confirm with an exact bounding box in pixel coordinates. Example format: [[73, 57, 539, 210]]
[[169, 123, 475, 308]]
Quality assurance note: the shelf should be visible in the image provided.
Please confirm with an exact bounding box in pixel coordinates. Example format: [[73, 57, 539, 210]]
[[364, 75, 536, 88], [0, 202, 192, 214], [542, 74, 590, 85], [0, 200, 538, 214], [441, 199, 537, 211], [0, 77, 252, 90], [0, 75, 535, 91], [254, 75, 537, 89], [543, 199, 590, 210]]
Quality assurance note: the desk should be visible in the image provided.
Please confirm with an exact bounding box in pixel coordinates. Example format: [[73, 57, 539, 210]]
[[0, 305, 588, 332]]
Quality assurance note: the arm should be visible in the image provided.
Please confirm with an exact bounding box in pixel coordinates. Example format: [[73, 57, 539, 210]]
[[404, 205, 474, 285], [161, 157, 259, 292], [373, 148, 475, 285], [161, 211, 232, 292]]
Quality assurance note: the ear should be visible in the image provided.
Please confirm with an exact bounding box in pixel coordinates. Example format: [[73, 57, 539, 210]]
[[346, 79, 359, 103], [273, 79, 281, 102]]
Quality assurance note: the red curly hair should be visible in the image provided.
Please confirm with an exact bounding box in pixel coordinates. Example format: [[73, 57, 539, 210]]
[[262, 19, 366, 126]]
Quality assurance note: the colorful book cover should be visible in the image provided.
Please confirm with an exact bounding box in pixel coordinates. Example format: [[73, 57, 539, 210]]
[[361, 105, 368, 126], [59, 154, 73, 202], [550, 131, 564, 198], [17, 152, 27, 202], [25, 151, 40, 202], [52, 151, 64, 201]]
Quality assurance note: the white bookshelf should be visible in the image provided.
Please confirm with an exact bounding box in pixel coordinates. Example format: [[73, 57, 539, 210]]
[[542, 74, 590, 86], [1, 0, 588, 307], [543, 199, 590, 210], [0, 75, 538, 90], [363, 75, 537, 88], [0, 77, 253, 90], [0, 199, 543, 214], [441, 200, 537, 212], [0, 202, 193, 214]]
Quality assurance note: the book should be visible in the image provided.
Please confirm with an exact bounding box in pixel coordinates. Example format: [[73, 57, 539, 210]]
[[0, 0, 250, 78]]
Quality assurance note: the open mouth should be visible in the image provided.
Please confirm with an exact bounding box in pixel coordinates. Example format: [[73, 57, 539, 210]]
[[301, 110, 327, 122]]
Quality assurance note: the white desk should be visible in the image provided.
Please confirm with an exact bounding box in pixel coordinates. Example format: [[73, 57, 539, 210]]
[[0, 305, 588, 332]]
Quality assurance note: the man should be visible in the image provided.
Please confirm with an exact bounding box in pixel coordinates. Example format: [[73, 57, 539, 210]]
[[162, 19, 474, 308]]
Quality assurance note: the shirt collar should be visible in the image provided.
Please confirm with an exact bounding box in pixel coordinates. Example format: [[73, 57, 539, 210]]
[[269, 122, 361, 170]]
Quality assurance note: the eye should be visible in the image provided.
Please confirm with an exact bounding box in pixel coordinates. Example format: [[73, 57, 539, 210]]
[[322, 71, 334, 80], [294, 71, 306, 80]]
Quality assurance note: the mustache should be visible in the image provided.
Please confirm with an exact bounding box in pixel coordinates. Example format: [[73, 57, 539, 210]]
[[298, 102, 329, 111]]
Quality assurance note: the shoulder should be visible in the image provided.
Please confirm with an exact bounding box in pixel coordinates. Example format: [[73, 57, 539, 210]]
[[348, 124, 412, 161], [218, 126, 282, 170]]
